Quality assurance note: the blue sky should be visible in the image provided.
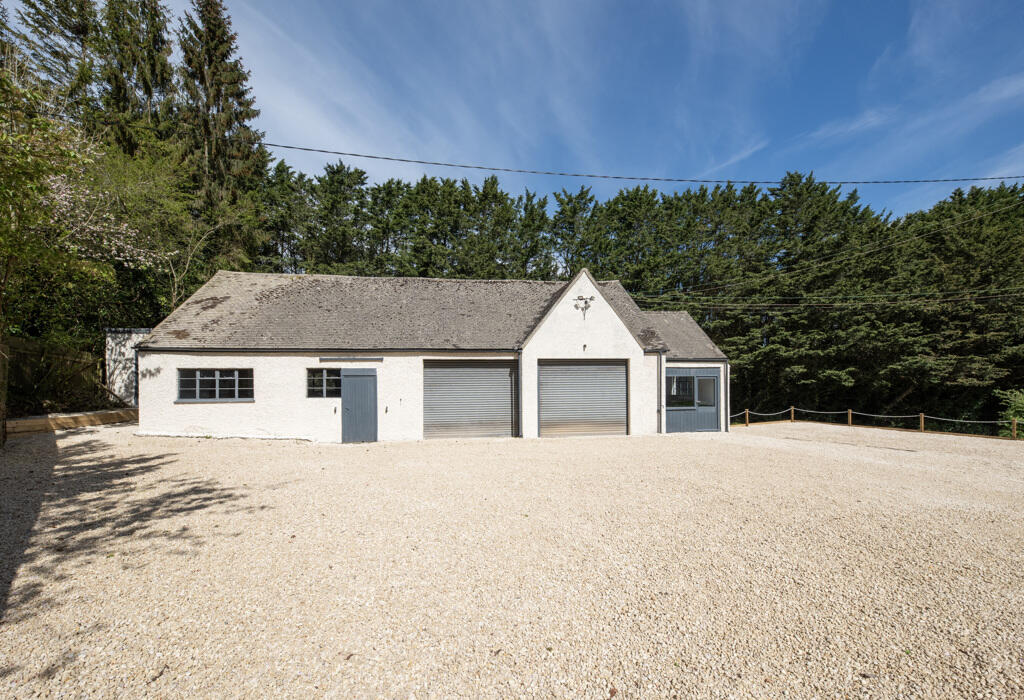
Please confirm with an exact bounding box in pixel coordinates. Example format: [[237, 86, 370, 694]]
[[102, 1, 1024, 213]]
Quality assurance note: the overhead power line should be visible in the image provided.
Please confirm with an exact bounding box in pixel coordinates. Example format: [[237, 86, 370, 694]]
[[263, 141, 1024, 187], [677, 291, 1024, 308], [636, 284, 1024, 303], [36, 110, 1024, 187], [640, 291, 1024, 311]]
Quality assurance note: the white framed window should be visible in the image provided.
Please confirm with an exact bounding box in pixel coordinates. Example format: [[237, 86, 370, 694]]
[[307, 368, 342, 398], [178, 369, 253, 402]]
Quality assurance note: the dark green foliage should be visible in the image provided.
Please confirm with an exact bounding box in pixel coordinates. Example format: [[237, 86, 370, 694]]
[[96, 0, 175, 152], [995, 389, 1024, 438]]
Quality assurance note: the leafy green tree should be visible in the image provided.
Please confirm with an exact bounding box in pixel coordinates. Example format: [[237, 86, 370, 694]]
[[0, 56, 81, 336]]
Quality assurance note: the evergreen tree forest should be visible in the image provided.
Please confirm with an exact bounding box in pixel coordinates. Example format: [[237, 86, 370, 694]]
[[2, 0, 1022, 425]]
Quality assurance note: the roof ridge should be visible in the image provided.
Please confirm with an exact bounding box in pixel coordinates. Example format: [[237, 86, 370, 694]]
[[214, 269, 567, 285]]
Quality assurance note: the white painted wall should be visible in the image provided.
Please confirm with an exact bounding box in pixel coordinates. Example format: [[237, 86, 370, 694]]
[[105, 329, 151, 406], [664, 360, 730, 432], [137, 351, 516, 442], [520, 273, 658, 437]]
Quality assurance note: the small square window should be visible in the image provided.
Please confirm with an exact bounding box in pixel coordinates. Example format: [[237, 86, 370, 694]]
[[307, 368, 342, 398]]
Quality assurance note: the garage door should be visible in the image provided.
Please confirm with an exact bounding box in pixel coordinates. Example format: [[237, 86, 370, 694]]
[[423, 361, 519, 438], [538, 361, 627, 437]]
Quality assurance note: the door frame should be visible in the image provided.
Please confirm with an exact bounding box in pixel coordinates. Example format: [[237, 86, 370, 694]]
[[341, 368, 377, 443]]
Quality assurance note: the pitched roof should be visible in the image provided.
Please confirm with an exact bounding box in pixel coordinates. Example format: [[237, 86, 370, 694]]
[[141, 270, 723, 359], [643, 310, 727, 360]]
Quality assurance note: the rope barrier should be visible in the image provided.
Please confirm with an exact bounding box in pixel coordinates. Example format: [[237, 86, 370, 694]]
[[923, 415, 1010, 424], [851, 411, 919, 419], [735, 408, 1011, 424]]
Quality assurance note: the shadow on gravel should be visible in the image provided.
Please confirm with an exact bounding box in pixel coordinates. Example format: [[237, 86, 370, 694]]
[[0, 429, 249, 625]]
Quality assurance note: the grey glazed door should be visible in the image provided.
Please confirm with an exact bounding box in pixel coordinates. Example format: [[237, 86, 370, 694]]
[[341, 369, 377, 443], [665, 368, 720, 432]]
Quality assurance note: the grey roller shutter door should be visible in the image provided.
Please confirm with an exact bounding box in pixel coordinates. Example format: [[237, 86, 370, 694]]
[[539, 361, 627, 437], [424, 361, 519, 438]]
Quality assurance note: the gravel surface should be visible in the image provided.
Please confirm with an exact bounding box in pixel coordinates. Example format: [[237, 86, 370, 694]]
[[1, 423, 1022, 697]]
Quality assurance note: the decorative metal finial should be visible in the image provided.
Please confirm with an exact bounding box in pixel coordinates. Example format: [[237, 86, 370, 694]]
[[574, 295, 595, 319]]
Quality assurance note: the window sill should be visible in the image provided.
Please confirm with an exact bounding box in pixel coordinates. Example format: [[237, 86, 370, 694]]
[[175, 399, 255, 404]]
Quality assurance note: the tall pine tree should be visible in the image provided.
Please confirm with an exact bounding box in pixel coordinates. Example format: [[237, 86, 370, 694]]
[[15, 0, 99, 115], [176, 0, 265, 211], [97, 0, 175, 152]]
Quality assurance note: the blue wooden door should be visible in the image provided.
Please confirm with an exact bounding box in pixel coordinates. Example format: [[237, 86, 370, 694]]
[[666, 367, 720, 432], [341, 370, 377, 443]]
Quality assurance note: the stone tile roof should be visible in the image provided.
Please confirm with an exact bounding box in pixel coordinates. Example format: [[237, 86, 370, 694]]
[[643, 311, 727, 360], [142, 270, 723, 360]]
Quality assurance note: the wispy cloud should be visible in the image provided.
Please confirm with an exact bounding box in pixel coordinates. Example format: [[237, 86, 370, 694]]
[[670, 0, 824, 179], [700, 139, 770, 177], [807, 109, 893, 142]]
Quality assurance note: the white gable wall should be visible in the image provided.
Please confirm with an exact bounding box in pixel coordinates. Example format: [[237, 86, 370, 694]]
[[520, 273, 658, 437]]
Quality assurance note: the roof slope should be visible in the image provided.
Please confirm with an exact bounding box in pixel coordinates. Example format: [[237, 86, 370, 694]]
[[643, 311, 727, 360], [142, 270, 721, 358]]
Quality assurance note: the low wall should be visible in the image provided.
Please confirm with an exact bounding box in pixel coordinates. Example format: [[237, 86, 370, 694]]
[[6, 408, 139, 437]]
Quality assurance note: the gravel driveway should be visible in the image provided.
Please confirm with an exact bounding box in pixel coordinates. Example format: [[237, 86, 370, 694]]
[[1, 423, 1022, 697]]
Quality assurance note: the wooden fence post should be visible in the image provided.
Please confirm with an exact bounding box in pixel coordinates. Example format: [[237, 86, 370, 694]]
[[790, 406, 795, 422], [744, 409, 749, 427], [1013, 418, 1018, 440], [919, 413, 925, 432], [847, 409, 852, 426]]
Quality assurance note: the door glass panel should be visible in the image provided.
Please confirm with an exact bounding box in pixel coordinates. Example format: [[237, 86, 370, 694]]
[[666, 376, 695, 407], [697, 377, 716, 407]]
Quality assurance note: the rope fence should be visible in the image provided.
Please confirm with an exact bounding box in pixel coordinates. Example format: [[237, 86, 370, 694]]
[[732, 405, 1019, 440]]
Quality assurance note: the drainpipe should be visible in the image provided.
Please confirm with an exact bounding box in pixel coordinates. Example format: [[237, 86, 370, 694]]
[[516, 349, 523, 437], [724, 360, 730, 433], [657, 351, 664, 434]]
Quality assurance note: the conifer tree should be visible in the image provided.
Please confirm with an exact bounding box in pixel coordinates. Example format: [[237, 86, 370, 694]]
[[176, 0, 265, 211], [97, 0, 174, 152], [15, 0, 99, 114]]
